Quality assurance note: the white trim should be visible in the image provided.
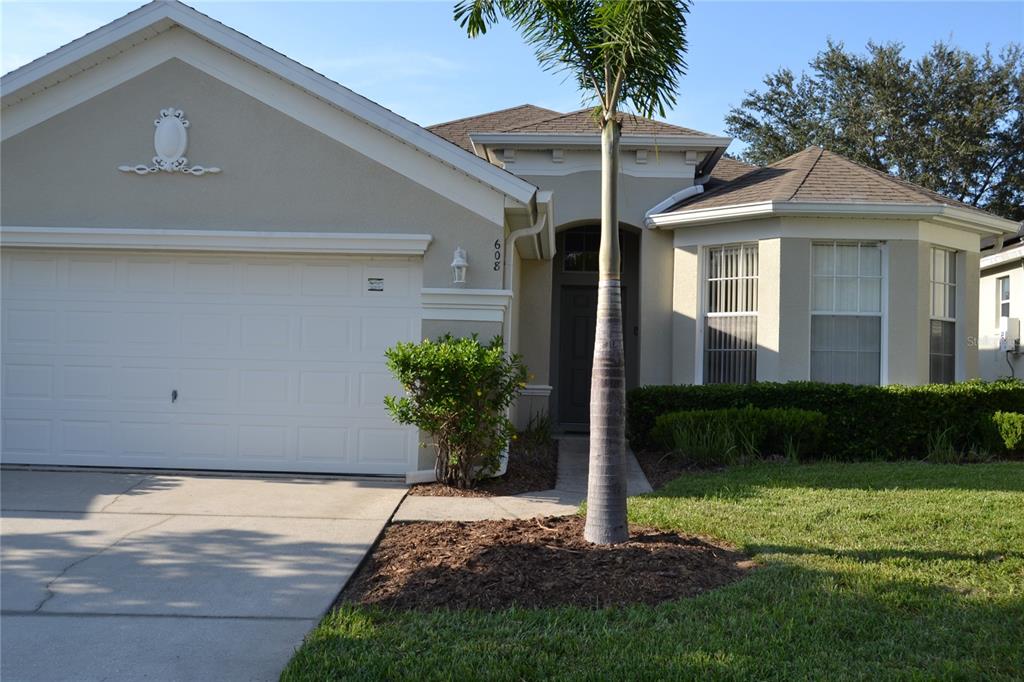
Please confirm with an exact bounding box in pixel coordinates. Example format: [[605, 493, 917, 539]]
[[645, 184, 703, 220], [470, 132, 731, 150], [520, 384, 553, 397], [421, 288, 512, 322], [0, 0, 537, 209], [673, 217, 983, 252], [0, 226, 432, 255], [648, 200, 1019, 236], [981, 244, 1024, 270]]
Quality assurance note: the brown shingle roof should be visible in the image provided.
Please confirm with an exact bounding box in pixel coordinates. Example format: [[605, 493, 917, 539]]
[[705, 156, 759, 189], [503, 108, 716, 137], [427, 104, 560, 152], [669, 146, 991, 216]]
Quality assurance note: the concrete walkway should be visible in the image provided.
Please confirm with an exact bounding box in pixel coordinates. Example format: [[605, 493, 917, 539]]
[[1, 469, 406, 682], [394, 436, 652, 521]]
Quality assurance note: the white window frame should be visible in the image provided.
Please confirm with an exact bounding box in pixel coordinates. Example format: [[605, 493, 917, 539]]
[[808, 240, 888, 385], [998, 275, 1011, 322], [929, 247, 958, 383], [697, 242, 759, 385]]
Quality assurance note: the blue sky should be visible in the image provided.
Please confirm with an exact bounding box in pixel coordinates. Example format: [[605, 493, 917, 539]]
[[2, 1, 1021, 141]]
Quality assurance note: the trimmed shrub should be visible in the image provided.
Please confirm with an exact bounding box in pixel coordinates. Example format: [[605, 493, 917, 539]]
[[991, 411, 1024, 454], [627, 379, 1024, 460], [384, 335, 526, 488], [652, 406, 826, 465]]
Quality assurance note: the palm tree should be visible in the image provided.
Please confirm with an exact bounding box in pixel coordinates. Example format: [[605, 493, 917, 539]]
[[455, 0, 690, 544]]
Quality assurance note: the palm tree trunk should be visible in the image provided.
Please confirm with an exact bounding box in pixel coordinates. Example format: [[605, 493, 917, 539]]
[[584, 118, 628, 545]]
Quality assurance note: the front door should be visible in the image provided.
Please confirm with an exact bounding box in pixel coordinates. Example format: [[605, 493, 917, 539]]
[[558, 286, 598, 426], [551, 226, 640, 428]]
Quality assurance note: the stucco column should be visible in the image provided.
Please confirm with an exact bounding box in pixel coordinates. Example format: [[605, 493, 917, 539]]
[[774, 238, 812, 381], [672, 245, 699, 384], [639, 228, 675, 385], [885, 240, 927, 385], [514, 257, 553, 426], [961, 250, 980, 380], [756, 238, 782, 381]]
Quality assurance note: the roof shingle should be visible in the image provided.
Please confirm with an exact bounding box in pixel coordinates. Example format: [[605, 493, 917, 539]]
[[704, 156, 759, 189], [502, 108, 716, 137], [428, 105, 719, 153], [668, 146, 991, 217], [427, 104, 560, 152]]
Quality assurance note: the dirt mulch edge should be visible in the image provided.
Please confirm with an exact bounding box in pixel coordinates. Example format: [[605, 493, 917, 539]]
[[336, 515, 756, 612]]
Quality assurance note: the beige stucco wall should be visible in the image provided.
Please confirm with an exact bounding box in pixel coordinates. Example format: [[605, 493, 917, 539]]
[[518, 171, 692, 231], [886, 241, 928, 384], [512, 253, 553, 429], [0, 58, 507, 290], [979, 258, 1024, 380], [639, 227, 675, 386], [671, 245, 699, 383], [776, 238, 813, 380], [961, 250, 981, 380]]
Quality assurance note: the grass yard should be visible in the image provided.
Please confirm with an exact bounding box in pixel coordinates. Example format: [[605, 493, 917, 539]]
[[283, 462, 1024, 681]]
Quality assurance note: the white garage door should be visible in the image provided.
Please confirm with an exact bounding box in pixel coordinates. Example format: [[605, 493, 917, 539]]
[[1, 249, 420, 474]]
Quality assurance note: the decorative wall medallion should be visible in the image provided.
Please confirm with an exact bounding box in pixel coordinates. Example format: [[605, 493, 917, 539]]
[[118, 108, 221, 176]]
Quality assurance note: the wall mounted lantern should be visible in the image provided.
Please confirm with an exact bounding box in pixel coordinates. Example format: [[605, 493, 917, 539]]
[[451, 247, 468, 285]]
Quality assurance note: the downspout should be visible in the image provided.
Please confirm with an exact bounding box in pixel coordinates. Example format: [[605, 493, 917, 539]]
[[492, 208, 548, 477]]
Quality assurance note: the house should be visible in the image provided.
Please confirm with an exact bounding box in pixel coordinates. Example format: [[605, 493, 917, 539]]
[[979, 228, 1024, 380], [1, 1, 1018, 478]]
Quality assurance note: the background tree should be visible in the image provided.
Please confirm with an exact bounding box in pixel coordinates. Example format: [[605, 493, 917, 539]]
[[454, 0, 691, 544], [726, 41, 1023, 221]]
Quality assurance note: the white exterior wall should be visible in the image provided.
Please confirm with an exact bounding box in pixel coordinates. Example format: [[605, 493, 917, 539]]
[[979, 256, 1024, 380]]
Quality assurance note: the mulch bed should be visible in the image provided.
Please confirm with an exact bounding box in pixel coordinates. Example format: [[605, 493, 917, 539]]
[[339, 515, 754, 611], [408, 439, 558, 498]]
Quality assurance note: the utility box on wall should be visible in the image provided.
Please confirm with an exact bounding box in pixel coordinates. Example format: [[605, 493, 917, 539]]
[[1002, 317, 1021, 350]]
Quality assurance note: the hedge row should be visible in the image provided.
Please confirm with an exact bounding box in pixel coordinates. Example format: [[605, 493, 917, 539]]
[[652, 407, 827, 464], [627, 380, 1024, 460]]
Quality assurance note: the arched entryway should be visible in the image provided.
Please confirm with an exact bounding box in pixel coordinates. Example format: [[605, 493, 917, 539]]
[[549, 224, 641, 430]]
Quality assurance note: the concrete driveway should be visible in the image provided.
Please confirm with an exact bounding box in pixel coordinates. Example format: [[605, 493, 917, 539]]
[[0, 469, 406, 682]]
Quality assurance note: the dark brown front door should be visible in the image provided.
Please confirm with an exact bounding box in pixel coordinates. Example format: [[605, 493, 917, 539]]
[[558, 286, 598, 426]]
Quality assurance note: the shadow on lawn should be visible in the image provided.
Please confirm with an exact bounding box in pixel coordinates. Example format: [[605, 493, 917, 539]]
[[287, 560, 1024, 681], [746, 543, 1024, 565], [647, 460, 1024, 501]]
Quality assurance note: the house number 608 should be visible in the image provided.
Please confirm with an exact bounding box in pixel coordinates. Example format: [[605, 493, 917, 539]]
[[493, 239, 502, 271]]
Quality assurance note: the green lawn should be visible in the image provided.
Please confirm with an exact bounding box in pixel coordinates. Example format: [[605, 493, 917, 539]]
[[283, 462, 1024, 681]]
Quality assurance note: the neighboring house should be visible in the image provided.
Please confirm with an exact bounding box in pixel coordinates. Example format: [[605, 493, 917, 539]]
[[979, 228, 1024, 380], [1, 1, 1018, 478]]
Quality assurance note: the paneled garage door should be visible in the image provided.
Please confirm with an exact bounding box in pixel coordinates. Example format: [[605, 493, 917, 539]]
[[1, 249, 420, 474]]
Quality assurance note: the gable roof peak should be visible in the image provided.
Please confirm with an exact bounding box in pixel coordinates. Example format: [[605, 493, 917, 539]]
[[1, 0, 539, 211]]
